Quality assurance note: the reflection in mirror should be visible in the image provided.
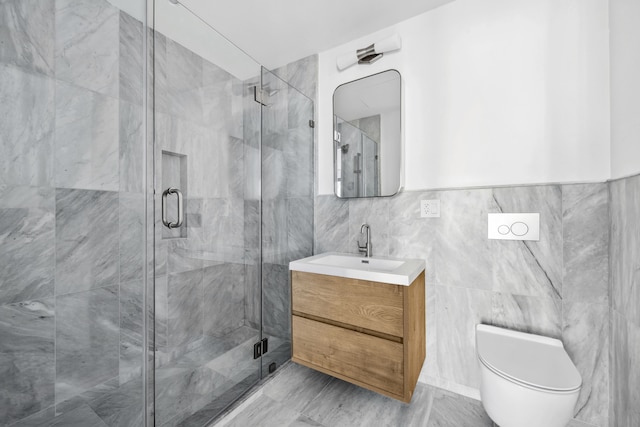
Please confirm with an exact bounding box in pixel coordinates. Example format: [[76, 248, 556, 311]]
[[333, 70, 401, 198]]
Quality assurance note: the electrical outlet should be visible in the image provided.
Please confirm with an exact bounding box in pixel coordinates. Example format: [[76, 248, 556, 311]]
[[421, 200, 440, 218]]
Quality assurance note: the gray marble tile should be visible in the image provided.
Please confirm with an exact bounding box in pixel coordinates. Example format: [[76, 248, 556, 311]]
[[55, 189, 119, 295], [167, 240, 204, 276], [203, 263, 245, 337], [244, 257, 261, 329], [0, 186, 55, 305], [119, 11, 144, 105], [88, 376, 144, 427], [562, 302, 609, 427], [0, 0, 55, 75], [120, 192, 145, 284], [435, 189, 493, 290], [206, 338, 261, 390], [287, 415, 324, 427], [0, 299, 55, 425], [8, 405, 56, 427], [314, 195, 349, 254], [300, 375, 435, 427], [427, 388, 492, 427], [287, 86, 313, 132], [165, 38, 203, 122], [155, 275, 168, 349], [54, 376, 120, 418], [630, 322, 640, 427], [262, 146, 286, 201], [435, 286, 492, 388], [423, 284, 438, 378], [176, 327, 258, 369], [491, 292, 561, 339], [204, 197, 245, 256], [50, 402, 109, 427], [167, 269, 203, 348], [54, 81, 119, 191], [262, 363, 333, 415], [202, 64, 232, 135], [388, 190, 438, 285], [562, 183, 609, 304], [262, 199, 288, 265], [348, 197, 390, 257], [286, 127, 314, 199], [261, 337, 291, 379], [119, 100, 145, 194], [261, 72, 288, 151], [262, 263, 291, 339], [610, 175, 640, 325], [55, 286, 119, 404], [242, 79, 261, 151], [226, 394, 303, 427], [287, 197, 313, 262], [610, 311, 630, 427], [245, 366, 308, 420], [0, 65, 55, 187], [286, 54, 318, 102], [492, 185, 563, 300], [55, 0, 119, 97], [120, 279, 144, 384]]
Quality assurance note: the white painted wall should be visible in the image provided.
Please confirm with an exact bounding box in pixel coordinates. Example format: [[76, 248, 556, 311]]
[[318, 0, 611, 194], [610, 0, 640, 179]]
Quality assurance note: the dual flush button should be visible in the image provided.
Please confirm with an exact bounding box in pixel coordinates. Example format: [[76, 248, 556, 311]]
[[488, 213, 539, 241]]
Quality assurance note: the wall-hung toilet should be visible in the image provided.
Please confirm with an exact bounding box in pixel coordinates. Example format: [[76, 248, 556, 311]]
[[476, 324, 582, 427]]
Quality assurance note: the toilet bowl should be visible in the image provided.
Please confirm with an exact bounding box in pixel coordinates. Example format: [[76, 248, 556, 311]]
[[475, 324, 582, 427]]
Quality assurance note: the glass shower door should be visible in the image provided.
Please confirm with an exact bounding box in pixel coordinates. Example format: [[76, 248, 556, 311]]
[[152, 2, 263, 425], [260, 69, 314, 375]]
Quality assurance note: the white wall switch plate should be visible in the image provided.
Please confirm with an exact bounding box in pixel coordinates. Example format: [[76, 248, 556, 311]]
[[421, 200, 440, 218], [488, 213, 540, 241]]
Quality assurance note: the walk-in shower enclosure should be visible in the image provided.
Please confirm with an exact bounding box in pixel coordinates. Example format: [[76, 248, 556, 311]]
[[0, 0, 314, 425]]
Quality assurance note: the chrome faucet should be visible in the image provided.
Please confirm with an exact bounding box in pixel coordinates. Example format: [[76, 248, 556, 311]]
[[357, 223, 372, 258]]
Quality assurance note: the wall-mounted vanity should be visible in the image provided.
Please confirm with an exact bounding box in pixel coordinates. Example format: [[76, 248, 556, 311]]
[[289, 253, 425, 403]]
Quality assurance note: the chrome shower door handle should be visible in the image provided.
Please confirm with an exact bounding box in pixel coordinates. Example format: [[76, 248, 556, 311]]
[[161, 187, 183, 229]]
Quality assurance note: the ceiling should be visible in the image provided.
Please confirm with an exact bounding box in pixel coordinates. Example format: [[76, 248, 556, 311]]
[[174, 0, 455, 70]]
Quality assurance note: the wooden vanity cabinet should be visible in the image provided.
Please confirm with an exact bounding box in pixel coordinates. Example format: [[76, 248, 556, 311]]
[[291, 270, 425, 403]]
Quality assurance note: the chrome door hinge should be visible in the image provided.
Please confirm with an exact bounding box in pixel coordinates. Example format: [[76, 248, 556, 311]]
[[253, 86, 268, 106]]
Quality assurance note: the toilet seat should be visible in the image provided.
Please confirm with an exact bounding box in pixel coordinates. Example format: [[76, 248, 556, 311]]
[[476, 324, 582, 393]]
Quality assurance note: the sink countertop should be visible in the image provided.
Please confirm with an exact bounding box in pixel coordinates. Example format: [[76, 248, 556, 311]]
[[289, 252, 425, 286]]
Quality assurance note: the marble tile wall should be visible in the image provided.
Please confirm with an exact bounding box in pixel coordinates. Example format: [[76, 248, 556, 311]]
[[315, 181, 610, 426], [609, 173, 640, 427], [0, 0, 146, 425]]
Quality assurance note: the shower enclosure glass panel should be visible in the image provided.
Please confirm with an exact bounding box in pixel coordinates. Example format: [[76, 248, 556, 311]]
[[152, 2, 263, 425], [335, 117, 380, 197], [260, 69, 314, 375], [0, 0, 148, 425]]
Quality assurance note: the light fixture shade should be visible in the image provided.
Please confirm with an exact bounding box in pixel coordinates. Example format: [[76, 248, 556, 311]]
[[336, 33, 402, 71], [336, 52, 359, 71], [374, 33, 402, 54]]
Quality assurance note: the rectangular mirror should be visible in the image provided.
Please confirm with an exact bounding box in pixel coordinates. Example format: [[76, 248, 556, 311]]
[[333, 70, 401, 198]]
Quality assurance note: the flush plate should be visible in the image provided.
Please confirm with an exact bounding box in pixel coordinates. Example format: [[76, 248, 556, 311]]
[[488, 213, 540, 241]]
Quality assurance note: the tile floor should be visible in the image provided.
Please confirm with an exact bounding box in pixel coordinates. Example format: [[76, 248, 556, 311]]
[[215, 362, 596, 427]]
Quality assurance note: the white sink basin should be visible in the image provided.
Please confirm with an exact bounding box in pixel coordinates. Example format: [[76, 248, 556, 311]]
[[289, 252, 425, 286]]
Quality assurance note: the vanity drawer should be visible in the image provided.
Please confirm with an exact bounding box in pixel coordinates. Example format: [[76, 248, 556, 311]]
[[292, 315, 404, 397], [291, 271, 404, 338]]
